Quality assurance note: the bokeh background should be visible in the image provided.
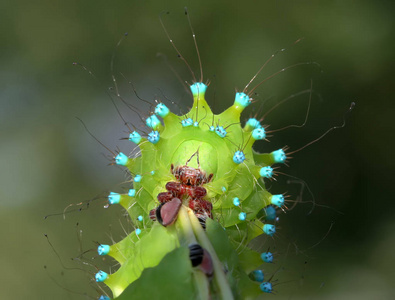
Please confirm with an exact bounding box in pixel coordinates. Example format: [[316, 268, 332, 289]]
[[1, 0, 394, 299]]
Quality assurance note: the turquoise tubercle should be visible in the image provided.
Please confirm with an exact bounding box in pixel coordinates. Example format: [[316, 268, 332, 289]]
[[190, 82, 207, 96], [146, 115, 161, 129], [264, 206, 277, 221], [108, 192, 121, 205], [95, 270, 108, 282], [148, 131, 160, 144], [260, 251, 274, 263], [238, 212, 247, 221], [115, 152, 128, 166], [260, 166, 274, 178], [215, 126, 227, 138], [128, 189, 136, 197], [250, 270, 264, 283], [98, 244, 111, 256], [252, 127, 266, 140], [245, 118, 261, 131], [233, 150, 246, 164], [263, 224, 276, 236], [155, 103, 170, 118], [260, 282, 273, 293], [234, 92, 251, 109], [270, 194, 285, 207], [129, 131, 142, 144], [181, 118, 193, 127], [271, 149, 287, 164]]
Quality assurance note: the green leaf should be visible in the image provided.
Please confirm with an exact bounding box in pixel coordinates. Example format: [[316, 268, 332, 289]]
[[116, 247, 196, 300]]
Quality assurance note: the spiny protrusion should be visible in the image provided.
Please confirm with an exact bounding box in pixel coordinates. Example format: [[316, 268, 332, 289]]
[[250, 270, 264, 283], [271, 149, 287, 164], [245, 118, 261, 131], [128, 189, 136, 197], [233, 150, 246, 164], [155, 103, 170, 118], [252, 127, 266, 140], [115, 152, 128, 166], [108, 192, 121, 205], [99, 295, 110, 300], [270, 194, 284, 207], [233, 197, 240, 206], [260, 251, 274, 263], [148, 131, 160, 144], [135, 228, 142, 235], [137, 215, 143, 222], [238, 212, 247, 221], [134, 174, 142, 182], [95, 270, 108, 282], [260, 282, 273, 293], [98, 244, 110, 256], [215, 126, 227, 138], [263, 224, 276, 236], [234, 92, 251, 111], [190, 82, 207, 96], [264, 206, 277, 221], [260, 166, 274, 178], [146, 115, 161, 129], [181, 118, 193, 127], [129, 131, 142, 144]]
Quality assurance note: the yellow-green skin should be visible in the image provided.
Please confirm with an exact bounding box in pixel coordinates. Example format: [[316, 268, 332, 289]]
[[101, 84, 282, 299]]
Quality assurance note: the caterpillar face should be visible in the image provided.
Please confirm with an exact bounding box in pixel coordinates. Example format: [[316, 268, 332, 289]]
[[172, 164, 212, 186]]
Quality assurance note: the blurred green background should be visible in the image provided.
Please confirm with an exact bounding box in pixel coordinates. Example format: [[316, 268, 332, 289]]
[[1, 0, 394, 299]]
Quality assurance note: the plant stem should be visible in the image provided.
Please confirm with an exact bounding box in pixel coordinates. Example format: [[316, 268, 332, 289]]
[[187, 209, 234, 300], [176, 206, 210, 300]]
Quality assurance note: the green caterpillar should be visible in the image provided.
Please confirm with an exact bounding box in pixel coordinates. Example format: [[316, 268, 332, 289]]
[[94, 78, 292, 299], [91, 15, 304, 300]]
